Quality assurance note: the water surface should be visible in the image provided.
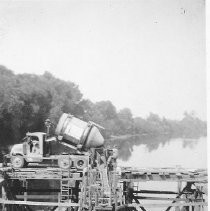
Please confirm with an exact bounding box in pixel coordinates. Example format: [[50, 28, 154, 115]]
[[117, 137, 207, 169]]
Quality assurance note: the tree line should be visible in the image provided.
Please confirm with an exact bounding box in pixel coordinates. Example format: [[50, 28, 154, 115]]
[[0, 65, 206, 146]]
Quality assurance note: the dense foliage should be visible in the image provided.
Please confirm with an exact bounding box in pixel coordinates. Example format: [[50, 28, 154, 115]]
[[0, 65, 206, 146]]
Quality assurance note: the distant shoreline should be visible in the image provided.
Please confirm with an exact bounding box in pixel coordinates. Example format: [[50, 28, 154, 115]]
[[108, 133, 206, 142]]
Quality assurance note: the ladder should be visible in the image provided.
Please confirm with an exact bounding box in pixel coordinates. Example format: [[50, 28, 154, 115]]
[[133, 184, 139, 196], [98, 164, 110, 195], [60, 170, 72, 203]]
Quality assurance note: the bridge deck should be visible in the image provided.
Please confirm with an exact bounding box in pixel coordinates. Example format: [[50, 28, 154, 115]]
[[0, 165, 208, 183], [120, 167, 208, 183]]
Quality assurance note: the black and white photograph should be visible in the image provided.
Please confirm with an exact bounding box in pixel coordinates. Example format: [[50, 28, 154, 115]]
[[0, 0, 207, 210]]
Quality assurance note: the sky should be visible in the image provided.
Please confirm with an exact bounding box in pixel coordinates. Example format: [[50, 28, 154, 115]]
[[0, 0, 206, 120]]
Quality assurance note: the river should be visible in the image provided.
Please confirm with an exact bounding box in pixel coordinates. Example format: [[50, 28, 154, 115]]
[[117, 137, 207, 169]]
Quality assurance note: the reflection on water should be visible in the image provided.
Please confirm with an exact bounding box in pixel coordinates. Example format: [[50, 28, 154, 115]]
[[106, 136, 207, 169], [106, 135, 172, 161]]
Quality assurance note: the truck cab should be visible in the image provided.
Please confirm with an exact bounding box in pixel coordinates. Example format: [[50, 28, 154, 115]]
[[10, 132, 48, 168]]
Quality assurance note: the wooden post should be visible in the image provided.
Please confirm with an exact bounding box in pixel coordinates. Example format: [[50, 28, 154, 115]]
[[119, 184, 122, 206], [95, 187, 98, 207], [113, 166, 118, 210], [109, 186, 112, 207], [175, 181, 182, 211], [2, 184, 7, 211], [88, 186, 91, 211], [127, 182, 134, 204], [177, 182, 182, 194], [22, 180, 28, 201]]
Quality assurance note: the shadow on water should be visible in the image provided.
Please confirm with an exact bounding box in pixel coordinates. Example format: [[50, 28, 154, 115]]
[[105, 135, 201, 162]]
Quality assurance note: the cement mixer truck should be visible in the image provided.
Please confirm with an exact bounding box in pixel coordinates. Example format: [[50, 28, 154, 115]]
[[8, 113, 106, 169]]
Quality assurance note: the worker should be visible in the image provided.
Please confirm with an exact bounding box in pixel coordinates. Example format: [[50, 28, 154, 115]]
[[31, 140, 39, 154]]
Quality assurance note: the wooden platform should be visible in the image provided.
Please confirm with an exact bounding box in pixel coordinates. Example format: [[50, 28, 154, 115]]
[[119, 167, 208, 183], [0, 166, 208, 183]]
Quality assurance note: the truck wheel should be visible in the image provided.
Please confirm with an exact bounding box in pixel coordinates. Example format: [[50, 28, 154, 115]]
[[11, 155, 25, 168], [58, 157, 71, 169]]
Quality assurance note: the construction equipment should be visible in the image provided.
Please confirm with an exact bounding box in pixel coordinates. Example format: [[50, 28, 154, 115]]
[[7, 113, 105, 169]]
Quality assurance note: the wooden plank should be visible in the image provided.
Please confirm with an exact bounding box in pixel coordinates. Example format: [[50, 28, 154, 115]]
[[135, 196, 187, 201], [16, 195, 59, 200], [16, 195, 58, 201], [127, 202, 207, 208], [133, 190, 178, 195], [21, 188, 60, 192], [0, 199, 79, 207], [120, 177, 207, 183], [95, 206, 113, 210]]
